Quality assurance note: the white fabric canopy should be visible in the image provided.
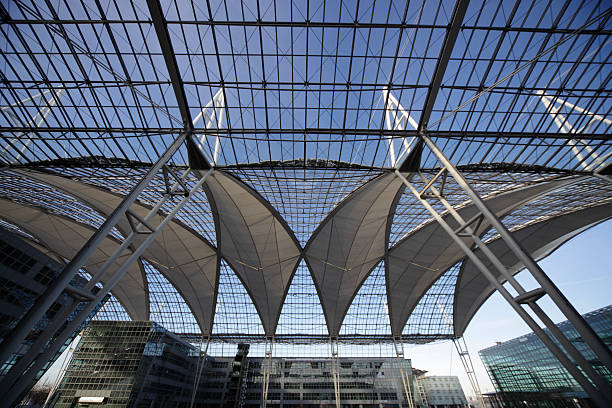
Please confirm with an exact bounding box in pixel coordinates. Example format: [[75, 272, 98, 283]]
[[305, 173, 404, 336], [204, 171, 301, 335], [11, 168, 600, 339], [17, 171, 219, 335], [453, 202, 612, 336], [385, 177, 581, 336]]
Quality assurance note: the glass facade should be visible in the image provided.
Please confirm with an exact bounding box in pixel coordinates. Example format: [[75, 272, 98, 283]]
[[206, 356, 415, 407], [479, 305, 612, 407], [55, 320, 200, 407]]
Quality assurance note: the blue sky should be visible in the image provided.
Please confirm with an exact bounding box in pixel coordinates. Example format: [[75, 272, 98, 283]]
[[407, 217, 612, 395]]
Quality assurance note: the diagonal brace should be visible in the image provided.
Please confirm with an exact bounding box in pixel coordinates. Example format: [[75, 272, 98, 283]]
[[395, 135, 612, 406]]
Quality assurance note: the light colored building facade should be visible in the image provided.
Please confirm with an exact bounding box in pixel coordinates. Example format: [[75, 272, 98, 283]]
[[415, 375, 469, 408]]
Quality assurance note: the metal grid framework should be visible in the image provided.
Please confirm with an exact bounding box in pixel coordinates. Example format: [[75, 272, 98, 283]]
[[0, 0, 611, 347]]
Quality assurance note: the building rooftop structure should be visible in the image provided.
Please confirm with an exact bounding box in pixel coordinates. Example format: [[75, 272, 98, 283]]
[[0, 0, 610, 405]]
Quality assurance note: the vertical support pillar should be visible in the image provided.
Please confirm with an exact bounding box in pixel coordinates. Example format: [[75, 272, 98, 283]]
[[394, 134, 612, 406], [190, 335, 210, 408], [262, 336, 274, 408], [330, 337, 341, 408], [393, 337, 415, 408], [453, 337, 485, 408], [437, 301, 485, 407], [414, 375, 429, 408]]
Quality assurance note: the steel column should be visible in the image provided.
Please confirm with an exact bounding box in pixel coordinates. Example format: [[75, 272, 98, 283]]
[[330, 337, 341, 408], [393, 337, 415, 408], [1, 167, 214, 404], [414, 375, 429, 408], [453, 337, 486, 408], [411, 167, 612, 398], [262, 336, 274, 408], [437, 301, 485, 408], [190, 335, 210, 408]]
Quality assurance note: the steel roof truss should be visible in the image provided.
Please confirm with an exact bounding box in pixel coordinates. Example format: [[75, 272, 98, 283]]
[[146, 0, 193, 130]]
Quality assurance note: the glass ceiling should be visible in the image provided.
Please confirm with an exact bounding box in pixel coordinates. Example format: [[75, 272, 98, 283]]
[[0, 0, 610, 345]]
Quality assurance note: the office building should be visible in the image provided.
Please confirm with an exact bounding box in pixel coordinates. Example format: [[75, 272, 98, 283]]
[[479, 305, 612, 407], [216, 356, 415, 407], [55, 323, 418, 407], [54, 320, 201, 407]]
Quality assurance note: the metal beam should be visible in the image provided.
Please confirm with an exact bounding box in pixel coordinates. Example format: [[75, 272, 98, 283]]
[[261, 336, 274, 408], [393, 337, 415, 408], [146, 0, 193, 131], [453, 337, 485, 408], [1, 127, 610, 141], [422, 135, 612, 373], [190, 335, 210, 408], [436, 302, 485, 407], [2, 80, 611, 95], [330, 338, 341, 408], [2, 166, 215, 404], [5, 18, 611, 35], [396, 167, 612, 407], [418, 0, 470, 131]]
